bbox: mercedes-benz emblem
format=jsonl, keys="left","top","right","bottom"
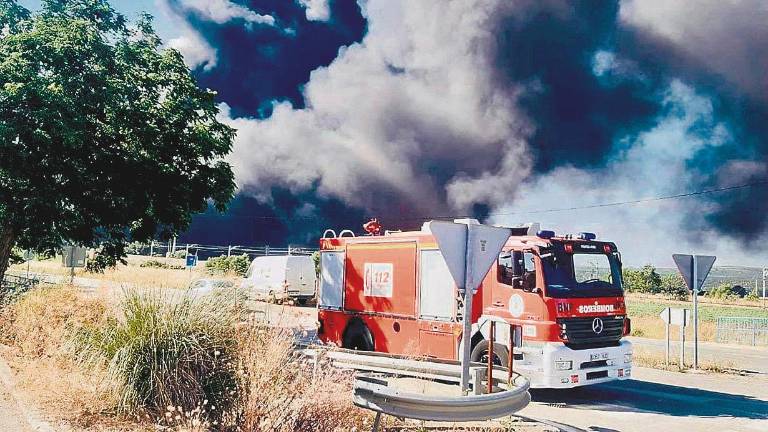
{"left": 592, "top": 317, "right": 604, "bottom": 334}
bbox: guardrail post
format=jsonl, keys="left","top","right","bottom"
{"left": 471, "top": 367, "right": 483, "bottom": 395}
{"left": 487, "top": 321, "right": 495, "bottom": 395}
{"left": 508, "top": 325, "right": 514, "bottom": 385}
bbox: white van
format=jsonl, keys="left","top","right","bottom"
{"left": 240, "top": 255, "right": 317, "bottom": 304}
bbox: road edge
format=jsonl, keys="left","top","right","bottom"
{"left": 0, "top": 350, "right": 57, "bottom": 432}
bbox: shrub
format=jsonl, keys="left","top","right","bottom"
{"left": 622, "top": 265, "right": 662, "bottom": 294}
{"left": 139, "top": 260, "right": 185, "bottom": 270}
{"left": 124, "top": 242, "right": 145, "bottom": 255}
{"left": 205, "top": 254, "right": 250, "bottom": 277}
{"left": 311, "top": 251, "right": 320, "bottom": 278}
{"left": 746, "top": 290, "right": 760, "bottom": 301}
{"left": 171, "top": 250, "right": 187, "bottom": 259}
{"left": 707, "top": 283, "right": 743, "bottom": 300}
{"left": 70, "top": 290, "right": 241, "bottom": 421}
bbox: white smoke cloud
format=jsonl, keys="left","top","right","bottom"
{"left": 178, "top": 0, "right": 275, "bottom": 26}
{"left": 493, "top": 81, "right": 768, "bottom": 267}
{"left": 224, "top": 0, "right": 532, "bottom": 215}
{"left": 298, "top": 0, "right": 330, "bottom": 22}
{"left": 620, "top": 0, "right": 768, "bottom": 101}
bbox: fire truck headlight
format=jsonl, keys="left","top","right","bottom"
{"left": 554, "top": 360, "right": 573, "bottom": 371}
{"left": 624, "top": 353, "right": 632, "bottom": 364}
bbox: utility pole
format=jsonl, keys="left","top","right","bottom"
{"left": 763, "top": 267, "right": 767, "bottom": 309}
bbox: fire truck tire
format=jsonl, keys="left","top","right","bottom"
{"left": 470, "top": 340, "right": 509, "bottom": 367}
{"left": 342, "top": 321, "right": 374, "bottom": 351}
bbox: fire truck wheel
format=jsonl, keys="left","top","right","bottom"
{"left": 342, "top": 321, "right": 374, "bottom": 351}
{"left": 470, "top": 340, "right": 509, "bottom": 367}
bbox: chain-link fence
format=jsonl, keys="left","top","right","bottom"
{"left": 715, "top": 317, "right": 768, "bottom": 346}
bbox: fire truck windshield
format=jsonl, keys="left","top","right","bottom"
{"left": 540, "top": 245, "right": 623, "bottom": 298}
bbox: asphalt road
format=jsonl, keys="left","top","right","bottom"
{"left": 521, "top": 366, "right": 768, "bottom": 432}
{"left": 629, "top": 336, "right": 768, "bottom": 374}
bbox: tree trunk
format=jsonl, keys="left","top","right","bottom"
{"left": 0, "top": 226, "right": 15, "bottom": 285}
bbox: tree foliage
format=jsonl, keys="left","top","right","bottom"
{"left": 622, "top": 265, "right": 662, "bottom": 294}
{"left": 0, "top": 0, "right": 235, "bottom": 279}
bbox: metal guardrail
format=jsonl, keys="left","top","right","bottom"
{"left": 303, "top": 347, "right": 531, "bottom": 427}
{"left": 715, "top": 317, "right": 768, "bottom": 346}
{"left": 354, "top": 373, "right": 531, "bottom": 423}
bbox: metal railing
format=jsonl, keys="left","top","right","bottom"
{"left": 128, "top": 242, "right": 316, "bottom": 260}
{"left": 715, "top": 317, "right": 768, "bottom": 346}
{"left": 0, "top": 274, "right": 41, "bottom": 304}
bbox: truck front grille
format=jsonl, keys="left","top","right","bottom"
{"left": 558, "top": 316, "right": 624, "bottom": 347}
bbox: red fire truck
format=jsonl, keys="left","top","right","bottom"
{"left": 316, "top": 220, "right": 632, "bottom": 388}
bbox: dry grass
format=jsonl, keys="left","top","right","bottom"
{"left": 9, "top": 255, "right": 219, "bottom": 290}
{"left": 629, "top": 315, "right": 717, "bottom": 341}
{"left": 0, "top": 286, "right": 371, "bottom": 431}
{"left": 632, "top": 346, "right": 736, "bottom": 374}
{"left": 235, "top": 325, "right": 371, "bottom": 431}
{"left": 0, "top": 286, "right": 146, "bottom": 430}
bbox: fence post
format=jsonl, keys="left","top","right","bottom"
{"left": 227, "top": 245, "right": 232, "bottom": 257}
{"left": 753, "top": 319, "right": 758, "bottom": 346}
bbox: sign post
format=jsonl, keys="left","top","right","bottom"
{"left": 672, "top": 254, "right": 716, "bottom": 370}
{"left": 62, "top": 246, "right": 87, "bottom": 285}
{"left": 430, "top": 220, "right": 511, "bottom": 394}
{"left": 660, "top": 307, "right": 690, "bottom": 367}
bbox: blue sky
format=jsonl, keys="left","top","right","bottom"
{"left": 16, "top": 1, "right": 768, "bottom": 267}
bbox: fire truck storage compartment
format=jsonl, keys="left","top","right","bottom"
{"left": 319, "top": 251, "right": 345, "bottom": 309}
{"left": 345, "top": 242, "right": 417, "bottom": 316}
{"left": 417, "top": 249, "right": 457, "bottom": 359}
{"left": 418, "top": 249, "right": 455, "bottom": 321}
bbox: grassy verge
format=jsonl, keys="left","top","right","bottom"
{"left": 632, "top": 347, "right": 736, "bottom": 374}
{"left": 0, "top": 286, "right": 369, "bottom": 431}
{"left": 626, "top": 293, "right": 768, "bottom": 342}
{"left": 8, "top": 255, "right": 225, "bottom": 290}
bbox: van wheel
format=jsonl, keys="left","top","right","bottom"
{"left": 470, "top": 340, "right": 509, "bottom": 367}
{"left": 342, "top": 321, "right": 374, "bottom": 351}
{"left": 296, "top": 298, "right": 308, "bottom": 306}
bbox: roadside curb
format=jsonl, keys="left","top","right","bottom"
{"left": 0, "top": 351, "right": 56, "bottom": 432}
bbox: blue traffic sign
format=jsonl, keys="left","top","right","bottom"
{"left": 186, "top": 254, "right": 197, "bottom": 267}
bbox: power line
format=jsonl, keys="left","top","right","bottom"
{"left": 486, "top": 179, "right": 768, "bottom": 217}
{"left": 198, "top": 179, "right": 768, "bottom": 223}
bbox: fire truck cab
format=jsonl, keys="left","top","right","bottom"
{"left": 316, "top": 221, "right": 632, "bottom": 388}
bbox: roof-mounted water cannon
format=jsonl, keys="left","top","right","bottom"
{"left": 363, "top": 218, "right": 382, "bottom": 236}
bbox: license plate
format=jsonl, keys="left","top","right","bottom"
{"left": 590, "top": 352, "right": 609, "bottom": 361}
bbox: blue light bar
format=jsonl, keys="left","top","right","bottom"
{"left": 537, "top": 230, "right": 555, "bottom": 239}
{"left": 578, "top": 232, "right": 596, "bottom": 240}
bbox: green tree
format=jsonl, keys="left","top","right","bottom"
{"left": 622, "top": 264, "right": 662, "bottom": 294}
{"left": 659, "top": 273, "right": 689, "bottom": 300}
{"left": 0, "top": 0, "right": 235, "bottom": 281}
